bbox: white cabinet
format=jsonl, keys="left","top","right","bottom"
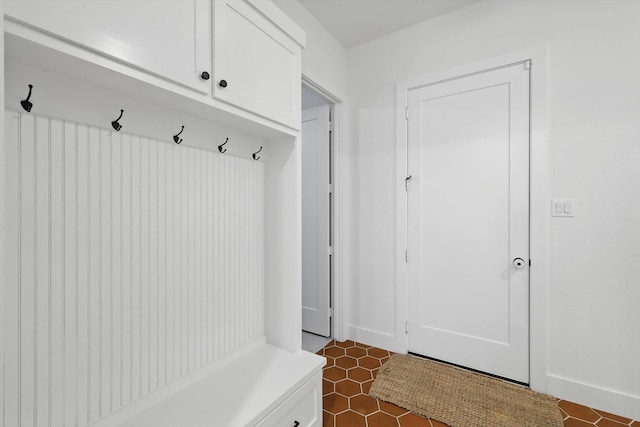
{"left": 3, "top": 1, "right": 313, "bottom": 426}
{"left": 4, "top": 0, "right": 305, "bottom": 130}
{"left": 256, "top": 372, "right": 322, "bottom": 427}
{"left": 4, "top": 0, "right": 212, "bottom": 94}
{"left": 213, "top": 0, "right": 303, "bottom": 129}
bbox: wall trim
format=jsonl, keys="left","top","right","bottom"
{"left": 301, "top": 75, "right": 345, "bottom": 342}
{"left": 548, "top": 374, "right": 640, "bottom": 421}
{"left": 395, "top": 45, "right": 549, "bottom": 391}
{"left": 346, "top": 325, "right": 404, "bottom": 354}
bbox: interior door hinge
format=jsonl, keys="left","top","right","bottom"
{"left": 405, "top": 321, "right": 409, "bottom": 334}
{"left": 405, "top": 250, "right": 408, "bottom": 263}
{"left": 328, "top": 183, "right": 334, "bottom": 194}
{"left": 329, "top": 121, "right": 334, "bottom": 131}
{"left": 405, "top": 107, "right": 409, "bottom": 120}
{"left": 329, "top": 307, "right": 334, "bottom": 318}
{"left": 405, "top": 175, "right": 412, "bottom": 191}
{"left": 328, "top": 246, "right": 334, "bottom": 256}
{"left": 524, "top": 60, "right": 532, "bottom": 70}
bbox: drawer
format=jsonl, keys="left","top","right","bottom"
{"left": 255, "top": 371, "right": 322, "bottom": 427}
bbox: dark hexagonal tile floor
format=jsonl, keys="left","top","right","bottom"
{"left": 318, "top": 340, "right": 639, "bottom": 427}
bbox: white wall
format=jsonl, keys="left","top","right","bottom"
{"left": 346, "top": 0, "right": 640, "bottom": 419}
{"left": 273, "top": 0, "right": 357, "bottom": 342}
{"left": 272, "top": 0, "right": 348, "bottom": 100}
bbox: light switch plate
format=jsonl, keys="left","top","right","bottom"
{"left": 551, "top": 199, "right": 575, "bottom": 217}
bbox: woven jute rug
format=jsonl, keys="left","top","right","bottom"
{"left": 369, "top": 354, "right": 563, "bottom": 427}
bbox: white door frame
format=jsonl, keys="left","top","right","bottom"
{"left": 395, "top": 46, "right": 548, "bottom": 393}
{"left": 302, "top": 75, "right": 346, "bottom": 342}
{"left": 301, "top": 103, "right": 331, "bottom": 336}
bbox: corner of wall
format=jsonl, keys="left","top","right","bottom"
{"left": 271, "top": 0, "right": 348, "bottom": 101}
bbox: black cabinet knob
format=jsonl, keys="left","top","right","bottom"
{"left": 201, "top": 71, "right": 210, "bottom": 80}
{"left": 219, "top": 79, "right": 228, "bottom": 88}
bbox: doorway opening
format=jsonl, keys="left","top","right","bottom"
{"left": 301, "top": 81, "right": 336, "bottom": 353}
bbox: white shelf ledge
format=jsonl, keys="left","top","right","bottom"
{"left": 93, "top": 342, "right": 324, "bottom": 427}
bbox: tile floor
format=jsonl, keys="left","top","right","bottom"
{"left": 303, "top": 331, "right": 333, "bottom": 354}
{"left": 318, "top": 340, "right": 639, "bottom": 427}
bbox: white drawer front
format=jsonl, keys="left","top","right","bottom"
{"left": 256, "top": 372, "right": 322, "bottom": 427}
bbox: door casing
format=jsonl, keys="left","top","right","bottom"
{"left": 301, "top": 103, "right": 331, "bottom": 337}
{"left": 395, "top": 46, "right": 549, "bottom": 393}
{"left": 301, "top": 76, "right": 346, "bottom": 342}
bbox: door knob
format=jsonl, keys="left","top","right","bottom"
{"left": 219, "top": 79, "right": 228, "bottom": 88}
{"left": 513, "top": 258, "right": 526, "bottom": 268}
{"left": 201, "top": 71, "right": 210, "bottom": 80}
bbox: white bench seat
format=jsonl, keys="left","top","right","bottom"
{"left": 91, "top": 342, "right": 325, "bottom": 427}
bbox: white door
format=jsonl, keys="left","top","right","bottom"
{"left": 407, "top": 62, "right": 530, "bottom": 383}
{"left": 302, "top": 104, "right": 331, "bottom": 337}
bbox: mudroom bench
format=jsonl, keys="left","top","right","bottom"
{"left": 91, "top": 342, "right": 324, "bottom": 427}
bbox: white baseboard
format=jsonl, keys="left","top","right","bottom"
{"left": 547, "top": 374, "right": 640, "bottom": 421}
{"left": 346, "top": 325, "right": 405, "bottom": 353}
{"left": 346, "top": 325, "right": 640, "bottom": 422}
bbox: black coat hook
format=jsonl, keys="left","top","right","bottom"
{"left": 173, "top": 125, "right": 184, "bottom": 144}
{"left": 252, "top": 146, "right": 263, "bottom": 160}
{"left": 111, "top": 109, "right": 124, "bottom": 131}
{"left": 21, "top": 84, "right": 34, "bottom": 113}
{"left": 218, "top": 137, "right": 229, "bottom": 153}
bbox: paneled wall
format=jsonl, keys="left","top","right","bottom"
{"left": 2, "top": 111, "right": 264, "bottom": 426}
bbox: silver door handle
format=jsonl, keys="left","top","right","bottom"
{"left": 513, "top": 258, "right": 526, "bottom": 268}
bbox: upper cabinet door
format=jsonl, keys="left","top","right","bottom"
{"left": 213, "top": 0, "right": 302, "bottom": 129}
{"left": 4, "top": 0, "right": 212, "bottom": 95}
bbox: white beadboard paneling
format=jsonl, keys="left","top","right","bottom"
{"left": 4, "top": 111, "right": 20, "bottom": 427}
{"left": 49, "top": 118, "right": 64, "bottom": 425}
{"left": 139, "top": 136, "right": 149, "bottom": 397}
{"left": 62, "top": 121, "right": 77, "bottom": 426}
{"left": 111, "top": 131, "right": 123, "bottom": 410}
{"left": 157, "top": 141, "right": 167, "bottom": 386}
{"left": 3, "top": 111, "right": 265, "bottom": 427}
{"left": 88, "top": 125, "right": 101, "bottom": 423}
{"left": 76, "top": 123, "right": 90, "bottom": 426}
{"left": 120, "top": 132, "right": 133, "bottom": 407}
{"left": 35, "top": 115, "right": 50, "bottom": 427}
{"left": 19, "top": 113, "right": 36, "bottom": 426}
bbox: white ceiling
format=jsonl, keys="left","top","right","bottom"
{"left": 295, "top": 0, "right": 480, "bottom": 48}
